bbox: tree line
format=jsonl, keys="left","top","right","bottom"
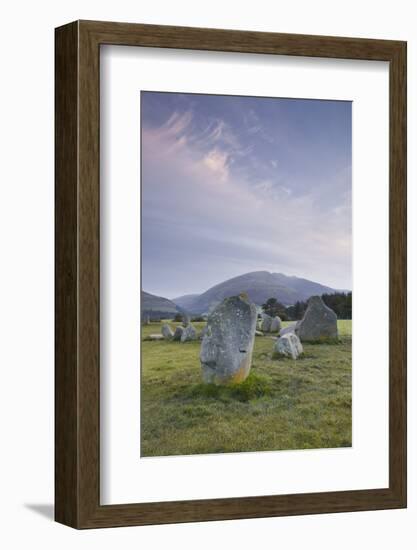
{"left": 262, "top": 292, "right": 352, "bottom": 321}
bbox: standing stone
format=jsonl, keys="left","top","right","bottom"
{"left": 279, "top": 322, "right": 298, "bottom": 337}
{"left": 173, "top": 325, "right": 184, "bottom": 341}
{"left": 270, "top": 316, "right": 282, "bottom": 333}
{"left": 161, "top": 323, "right": 174, "bottom": 340}
{"left": 274, "top": 333, "right": 303, "bottom": 359}
{"left": 199, "top": 325, "right": 209, "bottom": 340}
{"left": 182, "top": 312, "right": 190, "bottom": 327}
{"left": 260, "top": 313, "right": 272, "bottom": 333}
{"left": 200, "top": 295, "right": 257, "bottom": 385}
{"left": 296, "top": 295, "right": 338, "bottom": 342}
{"left": 180, "top": 323, "right": 197, "bottom": 342}
{"left": 142, "top": 313, "right": 150, "bottom": 325}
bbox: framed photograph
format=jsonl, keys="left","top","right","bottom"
{"left": 55, "top": 20, "right": 406, "bottom": 528}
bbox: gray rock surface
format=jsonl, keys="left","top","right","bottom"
{"left": 296, "top": 295, "right": 338, "bottom": 342}
{"left": 270, "top": 316, "right": 282, "bottom": 333}
{"left": 200, "top": 295, "right": 257, "bottom": 385}
{"left": 260, "top": 313, "right": 272, "bottom": 332}
{"left": 161, "top": 323, "right": 174, "bottom": 340}
{"left": 279, "top": 323, "right": 298, "bottom": 337}
{"left": 274, "top": 333, "right": 303, "bottom": 359}
{"left": 146, "top": 334, "right": 164, "bottom": 341}
{"left": 180, "top": 323, "right": 197, "bottom": 342}
{"left": 255, "top": 330, "right": 264, "bottom": 337}
{"left": 199, "top": 325, "right": 209, "bottom": 340}
{"left": 173, "top": 325, "right": 184, "bottom": 341}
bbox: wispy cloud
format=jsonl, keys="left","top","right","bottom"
{"left": 141, "top": 93, "right": 352, "bottom": 297}
{"left": 143, "top": 109, "right": 246, "bottom": 176}
{"left": 244, "top": 108, "right": 275, "bottom": 143}
{"left": 202, "top": 149, "right": 230, "bottom": 181}
{"left": 161, "top": 110, "right": 192, "bottom": 136}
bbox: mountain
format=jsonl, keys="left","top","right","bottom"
{"left": 171, "top": 271, "right": 339, "bottom": 314}
{"left": 141, "top": 291, "right": 181, "bottom": 320}
{"left": 171, "top": 294, "right": 200, "bottom": 310}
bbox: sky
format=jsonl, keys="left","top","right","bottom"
{"left": 141, "top": 91, "right": 352, "bottom": 299}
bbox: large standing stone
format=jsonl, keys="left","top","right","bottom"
{"left": 260, "top": 313, "right": 272, "bottom": 333}
{"left": 199, "top": 325, "right": 209, "bottom": 340}
{"left": 274, "top": 333, "right": 303, "bottom": 359}
{"left": 173, "top": 325, "right": 184, "bottom": 341}
{"left": 200, "top": 295, "right": 257, "bottom": 385}
{"left": 182, "top": 312, "right": 190, "bottom": 327}
{"left": 180, "top": 323, "right": 197, "bottom": 342}
{"left": 161, "top": 323, "right": 174, "bottom": 340}
{"left": 296, "top": 296, "right": 338, "bottom": 342}
{"left": 270, "top": 316, "right": 282, "bottom": 333}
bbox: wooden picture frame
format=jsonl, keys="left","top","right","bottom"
{"left": 55, "top": 20, "right": 407, "bottom": 529}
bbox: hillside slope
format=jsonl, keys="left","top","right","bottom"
{"left": 172, "top": 271, "right": 338, "bottom": 314}
{"left": 141, "top": 291, "right": 181, "bottom": 319}
{"left": 171, "top": 294, "right": 200, "bottom": 310}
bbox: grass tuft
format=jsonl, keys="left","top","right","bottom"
{"left": 188, "top": 372, "right": 272, "bottom": 403}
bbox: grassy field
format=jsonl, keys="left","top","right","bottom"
{"left": 141, "top": 320, "right": 352, "bottom": 457}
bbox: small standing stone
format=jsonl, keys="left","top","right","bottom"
{"left": 274, "top": 333, "right": 303, "bottom": 359}
{"left": 181, "top": 323, "right": 197, "bottom": 342}
{"left": 182, "top": 312, "right": 190, "bottom": 327}
{"left": 173, "top": 325, "right": 184, "bottom": 341}
{"left": 260, "top": 313, "right": 272, "bottom": 332}
{"left": 161, "top": 323, "right": 174, "bottom": 340}
{"left": 270, "top": 316, "right": 282, "bottom": 333}
{"left": 279, "top": 323, "right": 298, "bottom": 337}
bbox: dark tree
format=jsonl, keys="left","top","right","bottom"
{"left": 321, "top": 292, "right": 352, "bottom": 319}
{"left": 286, "top": 300, "right": 307, "bottom": 321}
{"left": 191, "top": 315, "right": 205, "bottom": 322}
{"left": 262, "top": 298, "right": 288, "bottom": 320}
{"left": 284, "top": 293, "right": 352, "bottom": 321}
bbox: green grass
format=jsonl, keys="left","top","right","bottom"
{"left": 141, "top": 320, "right": 352, "bottom": 457}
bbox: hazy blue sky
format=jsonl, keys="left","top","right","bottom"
{"left": 141, "top": 91, "right": 352, "bottom": 299}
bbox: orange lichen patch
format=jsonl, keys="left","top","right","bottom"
{"left": 227, "top": 362, "right": 251, "bottom": 384}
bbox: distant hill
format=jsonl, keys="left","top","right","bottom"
{"left": 141, "top": 291, "right": 181, "bottom": 320}
{"left": 171, "top": 271, "right": 339, "bottom": 314}
{"left": 172, "top": 294, "right": 200, "bottom": 310}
